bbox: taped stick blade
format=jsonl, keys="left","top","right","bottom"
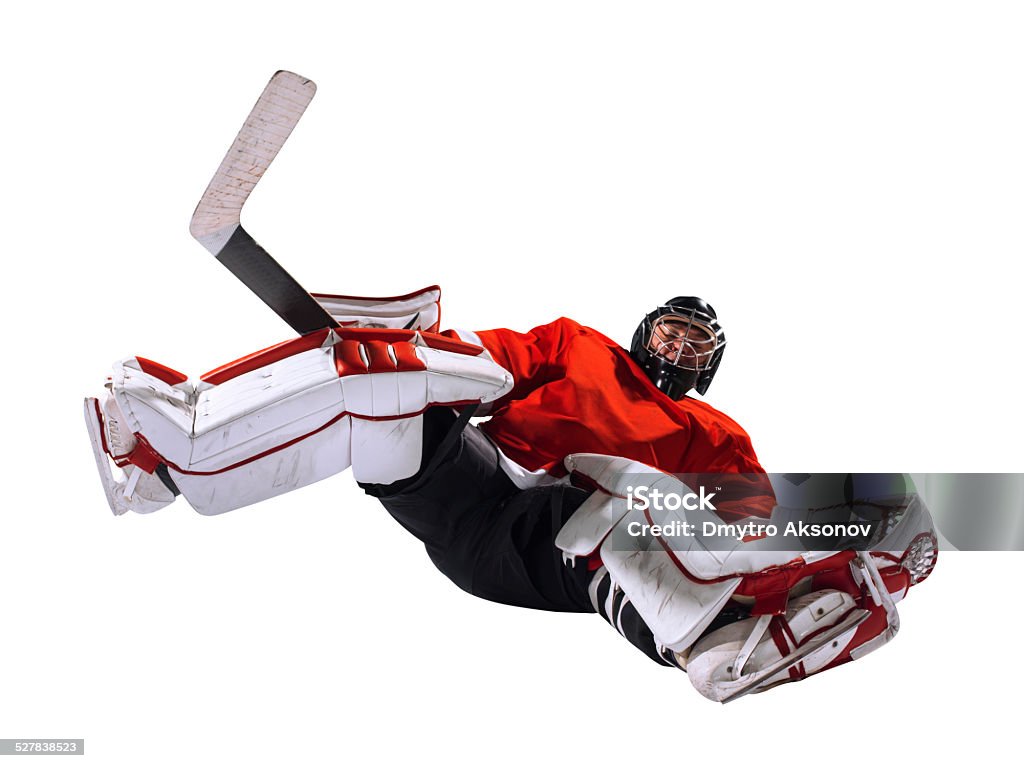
{"left": 190, "top": 70, "right": 316, "bottom": 251}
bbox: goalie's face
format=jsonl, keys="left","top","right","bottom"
{"left": 647, "top": 314, "right": 718, "bottom": 370}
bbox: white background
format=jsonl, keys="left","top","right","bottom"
{"left": 2, "top": 2, "right": 1022, "bottom": 765}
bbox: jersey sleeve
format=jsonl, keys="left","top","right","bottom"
{"left": 461, "top": 317, "right": 580, "bottom": 404}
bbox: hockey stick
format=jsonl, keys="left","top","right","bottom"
{"left": 189, "top": 70, "right": 339, "bottom": 335}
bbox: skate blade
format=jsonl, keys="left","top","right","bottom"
{"left": 720, "top": 608, "right": 872, "bottom": 704}
{"left": 84, "top": 398, "right": 129, "bottom": 516}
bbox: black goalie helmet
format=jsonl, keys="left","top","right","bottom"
{"left": 629, "top": 296, "right": 726, "bottom": 399}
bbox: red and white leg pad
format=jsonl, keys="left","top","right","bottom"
{"left": 85, "top": 327, "right": 512, "bottom": 516}
{"left": 556, "top": 453, "right": 937, "bottom": 702}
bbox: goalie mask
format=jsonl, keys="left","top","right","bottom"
{"left": 629, "top": 296, "right": 726, "bottom": 399}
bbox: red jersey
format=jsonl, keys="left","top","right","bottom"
{"left": 459, "top": 317, "right": 773, "bottom": 518}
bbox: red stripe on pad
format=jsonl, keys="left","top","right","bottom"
{"left": 136, "top": 357, "right": 188, "bottom": 386}
{"left": 419, "top": 331, "right": 482, "bottom": 356}
{"left": 337, "top": 328, "right": 416, "bottom": 343}
{"left": 201, "top": 330, "right": 331, "bottom": 385}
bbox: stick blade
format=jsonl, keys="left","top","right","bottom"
{"left": 189, "top": 70, "right": 317, "bottom": 253}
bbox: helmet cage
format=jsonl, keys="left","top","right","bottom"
{"left": 646, "top": 310, "right": 720, "bottom": 370}
{"left": 629, "top": 299, "right": 726, "bottom": 398}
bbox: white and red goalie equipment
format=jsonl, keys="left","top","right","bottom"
{"left": 311, "top": 285, "right": 442, "bottom": 333}
{"left": 84, "top": 283, "right": 936, "bottom": 702}
{"left": 84, "top": 289, "right": 511, "bottom": 516}
{"left": 556, "top": 454, "right": 938, "bottom": 702}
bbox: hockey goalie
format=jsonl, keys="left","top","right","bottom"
{"left": 84, "top": 287, "right": 937, "bottom": 702}
{"left": 83, "top": 71, "right": 936, "bottom": 703}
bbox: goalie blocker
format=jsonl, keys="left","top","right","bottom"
{"left": 84, "top": 286, "right": 512, "bottom": 516}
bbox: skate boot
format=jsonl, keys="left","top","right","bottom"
{"left": 685, "top": 589, "right": 871, "bottom": 703}
{"left": 84, "top": 393, "right": 177, "bottom": 515}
